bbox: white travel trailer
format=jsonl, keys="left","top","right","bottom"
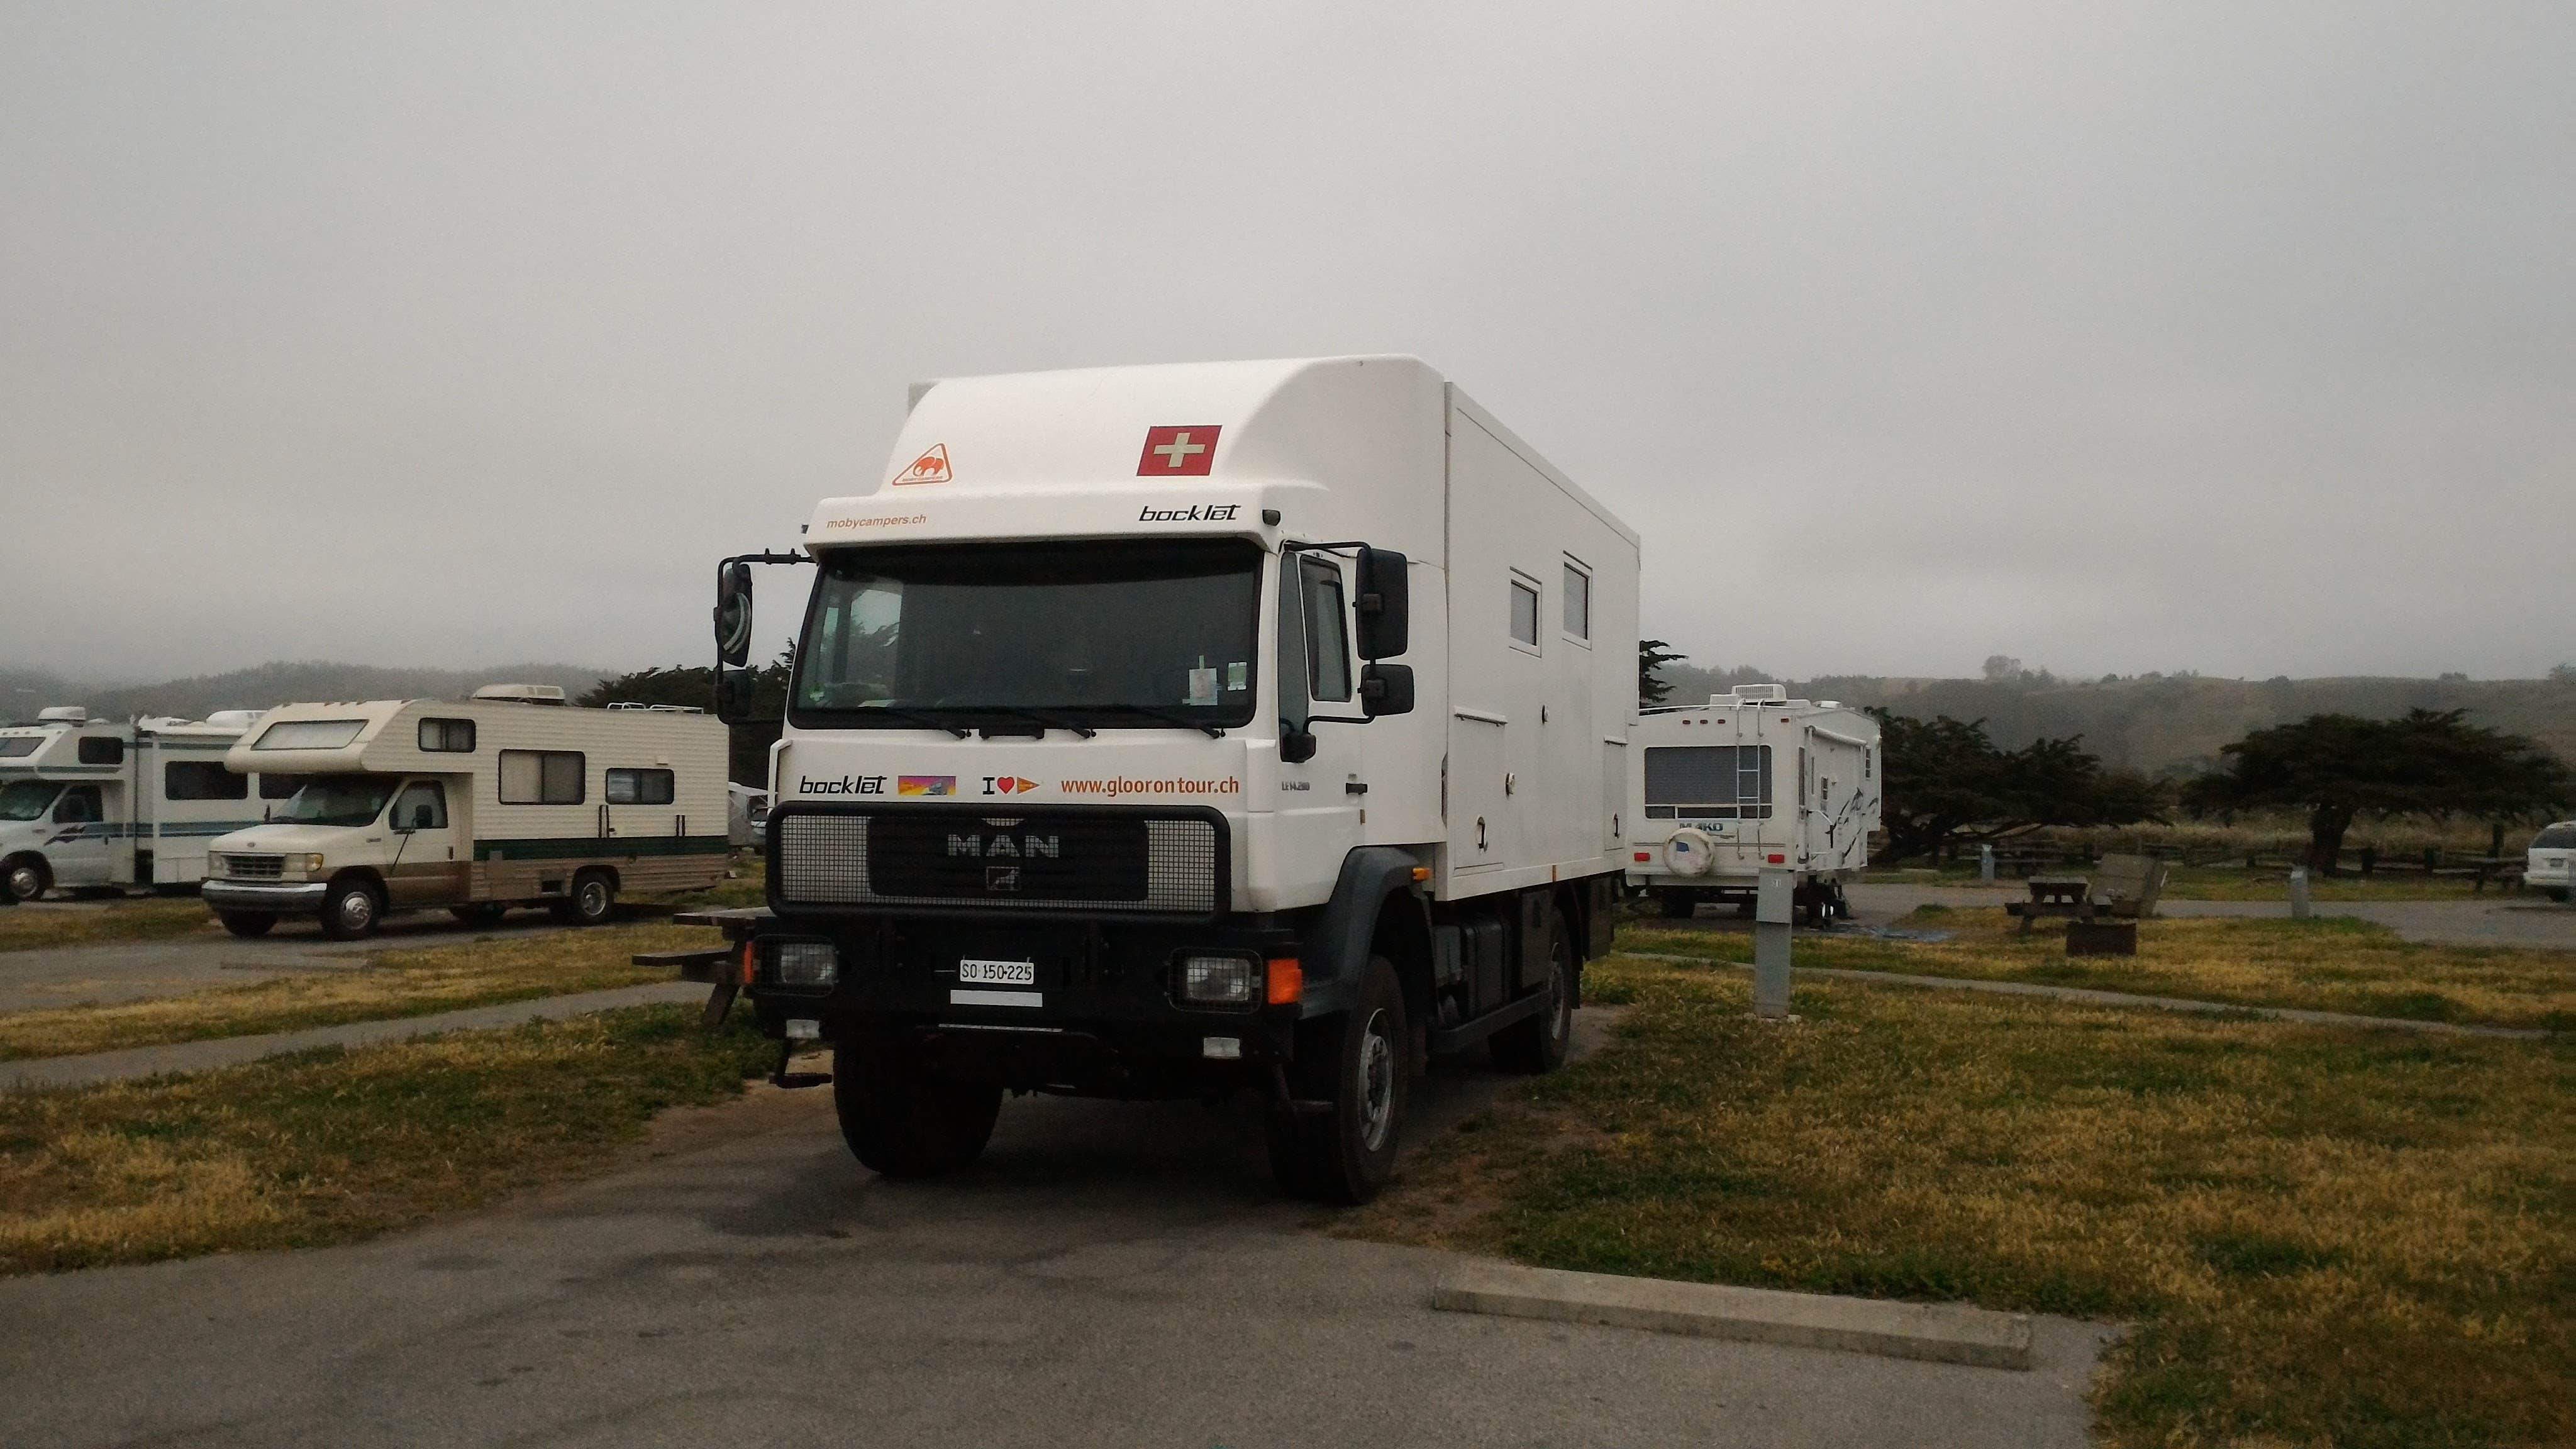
{"left": 0, "top": 706, "right": 279, "bottom": 901}
{"left": 201, "top": 686, "right": 730, "bottom": 939}
{"left": 1624, "top": 685, "right": 1881, "bottom": 923}
{"left": 2529, "top": 821, "right": 2574, "bottom": 902}
{"left": 680, "top": 355, "right": 1640, "bottom": 1203}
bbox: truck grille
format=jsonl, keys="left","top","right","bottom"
{"left": 221, "top": 854, "right": 284, "bottom": 879}
{"left": 774, "top": 806, "right": 1221, "bottom": 915}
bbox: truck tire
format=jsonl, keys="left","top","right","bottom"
{"left": 832, "top": 1036, "right": 1002, "bottom": 1179}
{"left": 1656, "top": 889, "right": 1695, "bottom": 919}
{"left": 553, "top": 870, "right": 616, "bottom": 927}
{"left": 217, "top": 911, "right": 276, "bottom": 938}
{"left": 1271, "top": 954, "right": 1409, "bottom": 1206}
{"left": 320, "top": 879, "right": 383, "bottom": 941}
{"left": 1491, "top": 908, "right": 1575, "bottom": 1075}
{"left": 4, "top": 857, "right": 46, "bottom": 904}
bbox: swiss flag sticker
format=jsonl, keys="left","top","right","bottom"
{"left": 1138, "top": 426, "right": 1220, "bottom": 477}
{"left": 894, "top": 443, "right": 952, "bottom": 486}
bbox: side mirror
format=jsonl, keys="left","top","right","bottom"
{"left": 714, "top": 562, "right": 755, "bottom": 669}
{"left": 1355, "top": 547, "right": 1409, "bottom": 659}
{"left": 1360, "top": 662, "right": 1415, "bottom": 718}
{"left": 714, "top": 669, "right": 757, "bottom": 725}
{"left": 1280, "top": 726, "right": 1319, "bottom": 765}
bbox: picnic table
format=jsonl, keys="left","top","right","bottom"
{"left": 2004, "top": 876, "right": 2096, "bottom": 932}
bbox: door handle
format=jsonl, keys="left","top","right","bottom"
{"left": 1477, "top": 817, "right": 1488, "bottom": 851}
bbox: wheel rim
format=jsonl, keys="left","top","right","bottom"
{"left": 580, "top": 880, "right": 608, "bottom": 916}
{"left": 6, "top": 867, "right": 35, "bottom": 900}
{"left": 1356, "top": 1008, "right": 1397, "bottom": 1152}
{"left": 337, "top": 890, "right": 374, "bottom": 932}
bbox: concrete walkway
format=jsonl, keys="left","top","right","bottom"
{"left": 1620, "top": 952, "right": 2553, "bottom": 1040}
{"left": 0, "top": 981, "right": 706, "bottom": 1092}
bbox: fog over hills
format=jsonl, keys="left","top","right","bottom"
{"left": 1, "top": 662, "right": 612, "bottom": 726}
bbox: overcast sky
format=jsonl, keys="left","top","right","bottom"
{"left": 3, "top": 1, "right": 2569, "bottom": 685}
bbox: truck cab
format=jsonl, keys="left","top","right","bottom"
{"left": 204, "top": 774, "right": 464, "bottom": 938}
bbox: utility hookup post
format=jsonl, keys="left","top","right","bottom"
{"left": 2289, "top": 867, "right": 2312, "bottom": 920}
{"left": 1754, "top": 867, "right": 1794, "bottom": 1020}
{"left": 1979, "top": 843, "right": 1996, "bottom": 885}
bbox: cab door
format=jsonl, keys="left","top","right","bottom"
{"left": 47, "top": 784, "right": 114, "bottom": 887}
{"left": 384, "top": 780, "right": 466, "bottom": 906}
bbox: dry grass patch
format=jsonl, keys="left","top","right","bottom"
{"left": 0, "top": 899, "right": 222, "bottom": 955}
{"left": 0, "top": 1004, "right": 774, "bottom": 1275}
{"left": 0, "top": 924, "right": 701, "bottom": 1061}
{"left": 1347, "top": 955, "right": 2574, "bottom": 1449}
{"left": 1622, "top": 912, "right": 2576, "bottom": 1031}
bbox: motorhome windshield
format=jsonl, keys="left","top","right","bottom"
{"left": 792, "top": 538, "right": 1263, "bottom": 728}
{"left": 0, "top": 781, "right": 62, "bottom": 821}
{"left": 278, "top": 775, "right": 400, "bottom": 828}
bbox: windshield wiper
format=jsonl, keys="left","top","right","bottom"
{"left": 853, "top": 706, "right": 972, "bottom": 738}
{"left": 962, "top": 706, "right": 1097, "bottom": 740}
{"left": 1084, "top": 704, "right": 1226, "bottom": 738}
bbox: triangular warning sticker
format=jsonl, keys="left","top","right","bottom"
{"left": 895, "top": 443, "right": 952, "bottom": 486}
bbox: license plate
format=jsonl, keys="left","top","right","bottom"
{"left": 958, "top": 958, "right": 1037, "bottom": 987}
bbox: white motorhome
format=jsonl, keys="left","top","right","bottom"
{"left": 201, "top": 686, "right": 730, "bottom": 939}
{"left": 0, "top": 706, "right": 279, "bottom": 901}
{"left": 2528, "top": 821, "right": 2574, "bottom": 901}
{"left": 684, "top": 356, "right": 1639, "bottom": 1202}
{"left": 1624, "top": 686, "right": 1881, "bottom": 923}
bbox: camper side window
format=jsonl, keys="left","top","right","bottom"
{"left": 77, "top": 737, "right": 124, "bottom": 766}
{"left": 1562, "top": 560, "right": 1590, "bottom": 641}
{"left": 165, "top": 762, "right": 247, "bottom": 801}
{"left": 606, "top": 768, "right": 675, "bottom": 806}
{"left": 418, "top": 718, "right": 476, "bottom": 753}
{"left": 499, "top": 750, "right": 585, "bottom": 804}
{"left": 1509, "top": 575, "right": 1541, "bottom": 650}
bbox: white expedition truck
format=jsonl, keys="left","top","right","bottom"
{"left": 202, "top": 687, "right": 730, "bottom": 938}
{"left": 0, "top": 706, "right": 279, "bottom": 902}
{"left": 1624, "top": 686, "right": 1880, "bottom": 924}
{"left": 679, "top": 356, "right": 1639, "bottom": 1203}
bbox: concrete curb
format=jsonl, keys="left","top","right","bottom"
{"left": 1431, "top": 1260, "right": 2033, "bottom": 1370}
{"left": 0, "top": 982, "right": 709, "bottom": 1092}
{"left": 1618, "top": 952, "right": 2553, "bottom": 1040}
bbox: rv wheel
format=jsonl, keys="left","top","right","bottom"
{"left": 217, "top": 911, "right": 276, "bottom": 939}
{"left": 555, "top": 870, "right": 616, "bottom": 926}
{"left": 320, "top": 880, "right": 382, "bottom": 940}
{"left": 4, "top": 858, "right": 46, "bottom": 904}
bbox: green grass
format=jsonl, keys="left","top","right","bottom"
{"left": 0, "top": 1005, "right": 776, "bottom": 1275}
{"left": 1348, "top": 955, "right": 2575, "bottom": 1448}
{"left": 1618, "top": 911, "right": 2576, "bottom": 1031}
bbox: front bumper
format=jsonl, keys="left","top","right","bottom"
{"left": 202, "top": 880, "right": 328, "bottom": 912}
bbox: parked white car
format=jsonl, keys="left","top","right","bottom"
{"left": 2528, "top": 821, "right": 2575, "bottom": 901}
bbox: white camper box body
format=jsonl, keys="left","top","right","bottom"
{"left": 201, "top": 689, "right": 728, "bottom": 936}
{"left": 0, "top": 708, "right": 274, "bottom": 900}
{"left": 1626, "top": 686, "right": 1881, "bottom": 920}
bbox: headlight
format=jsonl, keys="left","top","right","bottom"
{"left": 1179, "top": 954, "right": 1256, "bottom": 1006}
{"left": 303, "top": 854, "right": 326, "bottom": 874}
{"left": 772, "top": 940, "right": 838, "bottom": 988}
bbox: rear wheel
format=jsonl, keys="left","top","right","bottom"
{"left": 1656, "top": 888, "right": 1696, "bottom": 919}
{"left": 4, "top": 858, "right": 46, "bottom": 903}
{"left": 1492, "top": 909, "right": 1575, "bottom": 1075}
{"left": 319, "top": 879, "right": 382, "bottom": 940}
{"left": 217, "top": 911, "right": 275, "bottom": 938}
{"left": 1271, "top": 954, "right": 1408, "bottom": 1206}
{"left": 553, "top": 870, "right": 616, "bottom": 926}
{"left": 832, "top": 1036, "right": 1002, "bottom": 1179}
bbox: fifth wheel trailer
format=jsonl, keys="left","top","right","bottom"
{"left": 0, "top": 707, "right": 278, "bottom": 901}
{"left": 1624, "top": 686, "right": 1880, "bottom": 923}
{"left": 677, "top": 355, "right": 1640, "bottom": 1202}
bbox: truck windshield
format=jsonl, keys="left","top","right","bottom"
{"left": 0, "top": 781, "right": 62, "bottom": 821}
{"left": 277, "top": 775, "right": 400, "bottom": 828}
{"left": 792, "top": 538, "right": 1263, "bottom": 730}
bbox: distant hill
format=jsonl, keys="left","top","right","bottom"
{"left": 1658, "top": 663, "right": 2576, "bottom": 777}
{"left": 1, "top": 661, "right": 614, "bottom": 725}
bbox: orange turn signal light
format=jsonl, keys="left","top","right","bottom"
{"left": 1265, "top": 957, "right": 1304, "bottom": 1006}
{"left": 740, "top": 940, "right": 757, "bottom": 986}
{"left": 1410, "top": 866, "right": 1431, "bottom": 882}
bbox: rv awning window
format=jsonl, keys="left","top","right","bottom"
{"left": 255, "top": 719, "right": 367, "bottom": 751}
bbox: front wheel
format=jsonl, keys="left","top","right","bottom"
{"left": 217, "top": 911, "right": 276, "bottom": 938}
{"left": 1272, "top": 954, "right": 1409, "bottom": 1206}
{"left": 3, "top": 858, "right": 46, "bottom": 904}
{"left": 319, "top": 880, "right": 383, "bottom": 940}
{"left": 832, "top": 1036, "right": 1002, "bottom": 1179}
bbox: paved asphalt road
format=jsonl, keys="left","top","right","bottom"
{"left": 0, "top": 1012, "right": 2110, "bottom": 1448}
{"left": 1840, "top": 882, "right": 2576, "bottom": 950}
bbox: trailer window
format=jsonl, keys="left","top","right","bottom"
{"left": 0, "top": 738, "right": 39, "bottom": 758}
{"left": 165, "top": 762, "right": 247, "bottom": 801}
{"left": 1562, "top": 561, "right": 1590, "bottom": 640}
{"left": 0, "top": 782, "right": 61, "bottom": 821}
{"left": 500, "top": 750, "right": 585, "bottom": 804}
{"left": 255, "top": 719, "right": 367, "bottom": 751}
{"left": 1509, "top": 575, "right": 1541, "bottom": 649}
{"left": 418, "top": 718, "right": 477, "bottom": 753}
{"left": 1642, "top": 745, "right": 1772, "bottom": 820}
{"left": 77, "top": 737, "right": 124, "bottom": 766}
{"left": 1299, "top": 557, "right": 1352, "bottom": 702}
{"left": 606, "top": 767, "right": 675, "bottom": 806}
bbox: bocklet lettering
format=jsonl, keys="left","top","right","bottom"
{"left": 1137, "top": 503, "right": 1240, "bottom": 523}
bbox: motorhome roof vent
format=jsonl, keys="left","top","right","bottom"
{"left": 203, "top": 710, "right": 265, "bottom": 730}
{"left": 36, "top": 706, "right": 89, "bottom": 724}
{"left": 472, "top": 684, "right": 569, "bottom": 706}
{"left": 1724, "top": 686, "right": 1789, "bottom": 703}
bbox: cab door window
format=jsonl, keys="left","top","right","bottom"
{"left": 391, "top": 781, "right": 448, "bottom": 831}
{"left": 1299, "top": 555, "right": 1353, "bottom": 702}
{"left": 54, "top": 786, "right": 103, "bottom": 824}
